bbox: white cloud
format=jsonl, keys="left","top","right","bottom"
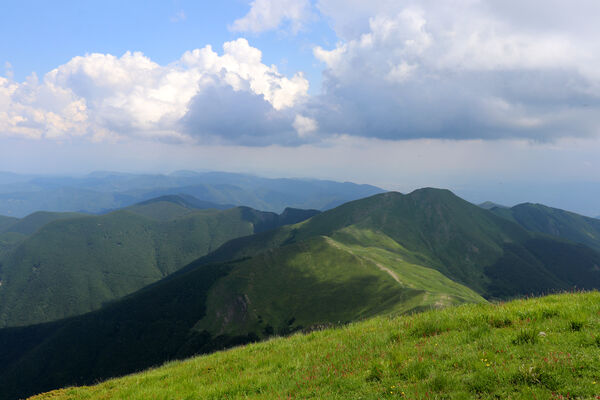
{"left": 230, "top": 0, "right": 312, "bottom": 34}
{"left": 293, "top": 114, "right": 318, "bottom": 137}
{"left": 0, "top": 39, "right": 309, "bottom": 143}
{"left": 310, "top": 0, "right": 600, "bottom": 140}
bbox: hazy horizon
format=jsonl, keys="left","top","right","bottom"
{"left": 1, "top": 168, "right": 600, "bottom": 218}
{"left": 2, "top": 1, "right": 600, "bottom": 216}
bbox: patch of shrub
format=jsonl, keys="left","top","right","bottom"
{"left": 389, "top": 332, "right": 402, "bottom": 343}
{"left": 569, "top": 320, "right": 584, "bottom": 332}
{"left": 398, "top": 360, "right": 431, "bottom": 381}
{"left": 541, "top": 308, "right": 560, "bottom": 319}
{"left": 466, "top": 370, "right": 496, "bottom": 394}
{"left": 429, "top": 374, "right": 449, "bottom": 392}
{"left": 510, "top": 365, "right": 559, "bottom": 390}
{"left": 512, "top": 329, "right": 538, "bottom": 345}
{"left": 489, "top": 316, "right": 512, "bottom": 328}
{"left": 366, "top": 362, "right": 384, "bottom": 382}
{"left": 410, "top": 319, "right": 453, "bottom": 338}
{"left": 466, "top": 325, "right": 491, "bottom": 341}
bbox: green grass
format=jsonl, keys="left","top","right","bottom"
{"left": 194, "top": 232, "right": 484, "bottom": 338}
{"left": 31, "top": 291, "right": 600, "bottom": 400}
{"left": 4, "top": 189, "right": 600, "bottom": 399}
{"left": 0, "top": 226, "right": 484, "bottom": 400}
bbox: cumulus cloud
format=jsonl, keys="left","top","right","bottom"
{"left": 293, "top": 114, "right": 318, "bottom": 138}
{"left": 311, "top": 0, "right": 600, "bottom": 140}
{"left": 181, "top": 82, "right": 303, "bottom": 146}
{"left": 0, "top": 39, "right": 309, "bottom": 143}
{"left": 3, "top": 2, "right": 600, "bottom": 146}
{"left": 230, "top": 0, "right": 312, "bottom": 34}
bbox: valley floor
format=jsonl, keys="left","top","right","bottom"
{"left": 30, "top": 291, "right": 600, "bottom": 399}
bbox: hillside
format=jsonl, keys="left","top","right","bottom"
{"left": 489, "top": 202, "right": 600, "bottom": 252}
{"left": 0, "top": 216, "right": 18, "bottom": 232}
{"left": 0, "top": 196, "right": 318, "bottom": 327}
{"left": 1, "top": 189, "right": 599, "bottom": 399}
{"left": 0, "top": 225, "right": 484, "bottom": 399}
{"left": 0, "top": 211, "right": 85, "bottom": 235}
{"left": 30, "top": 291, "right": 600, "bottom": 400}
{"left": 194, "top": 189, "right": 600, "bottom": 297}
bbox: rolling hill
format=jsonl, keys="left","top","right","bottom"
{"left": 0, "top": 216, "right": 18, "bottom": 232}
{"left": 489, "top": 202, "right": 600, "bottom": 252}
{"left": 0, "top": 211, "right": 85, "bottom": 235}
{"left": 0, "top": 195, "right": 319, "bottom": 327}
{"left": 1, "top": 189, "right": 599, "bottom": 399}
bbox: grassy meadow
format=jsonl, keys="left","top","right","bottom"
{"left": 31, "top": 291, "right": 600, "bottom": 399}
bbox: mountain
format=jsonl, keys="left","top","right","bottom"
{"left": 0, "top": 171, "right": 384, "bottom": 217}
{"left": 29, "top": 292, "right": 600, "bottom": 400}
{"left": 0, "top": 212, "right": 85, "bottom": 261}
{"left": 0, "top": 195, "right": 318, "bottom": 327}
{"left": 133, "top": 194, "right": 233, "bottom": 212}
{"left": 193, "top": 189, "right": 600, "bottom": 297}
{"left": 0, "top": 216, "right": 18, "bottom": 232}
{"left": 0, "top": 211, "right": 85, "bottom": 235}
{"left": 1, "top": 189, "right": 599, "bottom": 399}
{"left": 478, "top": 201, "right": 508, "bottom": 210}
{"left": 489, "top": 202, "right": 600, "bottom": 252}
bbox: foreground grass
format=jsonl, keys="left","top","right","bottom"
{"left": 32, "top": 292, "right": 600, "bottom": 399}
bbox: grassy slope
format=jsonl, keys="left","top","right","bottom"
{"left": 490, "top": 203, "right": 600, "bottom": 252}
{"left": 0, "top": 189, "right": 598, "bottom": 398}
{"left": 0, "top": 226, "right": 484, "bottom": 400}
{"left": 0, "top": 200, "right": 316, "bottom": 327}
{"left": 3, "top": 189, "right": 600, "bottom": 399}
{"left": 195, "top": 189, "right": 600, "bottom": 298}
{"left": 194, "top": 231, "right": 484, "bottom": 338}
{"left": 32, "top": 291, "right": 600, "bottom": 400}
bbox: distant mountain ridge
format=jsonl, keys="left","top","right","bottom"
{"left": 488, "top": 202, "right": 600, "bottom": 252}
{"left": 0, "top": 171, "right": 384, "bottom": 217}
{"left": 478, "top": 201, "right": 508, "bottom": 210}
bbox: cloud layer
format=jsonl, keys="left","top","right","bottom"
{"left": 2, "top": 1, "right": 600, "bottom": 145}
{"left": 230, "top": 0, "right": 312, "bottom": 34}
{"left": 311, "top": 0, "right": 600, "bottom": 140}
{"left": 0, "top": 39, "right": 309, "bottom": 143}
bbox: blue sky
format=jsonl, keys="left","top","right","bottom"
{"left": 1, "top": 1, "right": 333, "bottom": 90}
{"left": 1, "top": 0, "right": 600, "bottom": 214}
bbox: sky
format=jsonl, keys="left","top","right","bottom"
{"left": 1, "top": 1, "right": 600, "bottom": 213}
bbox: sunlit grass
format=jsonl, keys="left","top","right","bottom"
{"left": 31, "top": 291, "right": 600, "bottom": 399}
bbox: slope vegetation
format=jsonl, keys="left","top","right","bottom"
{"left": 196, "top": 189, "right": 600, "bottom": 297}
{"left": 490, "top": 202, "right": 600, "bottom": 252}
{"left": 0, "top": 196, "right": 318, "bottom": 327}
{"left": 0, "top": 211, "right": 85, "bottom": 235}
{"left": 31, "top": 291, "right": 600, "bottom": 400}
{"left": 1, "top": 189, "right": 599, "bottom": 399}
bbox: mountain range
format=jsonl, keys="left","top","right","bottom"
{"left": 1, "top": 188, "right": 600, "bottom": 399}
{"left": 0, "top": 171, "right": 383, "bottom": 217}
{"left": 0, "top": 195, "right": 318, "bottom": 328}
